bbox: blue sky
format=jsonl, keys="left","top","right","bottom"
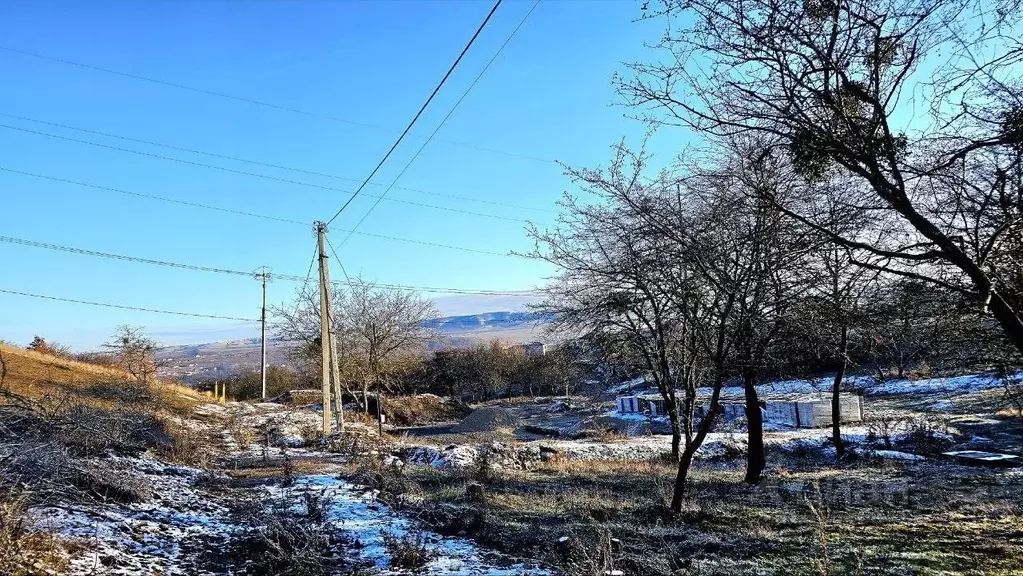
{"left": 0, "top": 0, "right": 670, "bottom": 350}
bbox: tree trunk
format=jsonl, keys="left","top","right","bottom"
{"left": 832, "top": 324, "right": 849, "bottom": 459}
{"left": 670, "top": 446, "right": 697, "bottom": 510}
{"left": 668, "top": 407, "right": 682, "bottom": 462}
{"left": 743, "top": 369, "right": 765, "bottom": 484}
{"left": 988, "top": 291, "right": 1023, "bottom": 358}
{"left": 670, "top": 382, "right": 724, "bottom": 512}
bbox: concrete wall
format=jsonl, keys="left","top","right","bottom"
{"left": 789, "top": 395, "right": 863, "bottom": 428}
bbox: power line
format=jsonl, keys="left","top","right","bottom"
{"left": 0, "top": 165, "right": 306, "bottom": 225}
{"left": 0, "top": 166, "right": 529, "bottom": 258}
{"left": 0, "top": 112, "right": 553, "bottom": 214}
{"left": 338, "top": 0, "right": 541, "bottom": 247}
{"left": 0, "top": 235, "right": 254, "bottom": 277}
{"left": 325, "top": 234, "right": 354, "bottom": 290}
{"left": 0, "top": 122, "right": 528, "bottom": 223}
{"left": 0, "top": 288, "right": 259, "bottom": 321}
{"left": 0, "top": 233, "right": 540, "bottom": 296}
{"left": 0, "top": 46, "right": 554, "bottom": 164}
{"left": 327, "top": 0, "right": 504, "bottom": 225}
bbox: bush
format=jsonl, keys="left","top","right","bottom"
{"left": 0, "top": 490, "right": 69, "bottom": 576}
{"left": 560, "top": 527, "right": 623, "bottom": 576}
{"left": 215, "top": 491, "right": 346, "bottom": 576}
{"left": 72, "top": 352, "right": 119, "bottom": 369}
{"left": 1003, "top": 373, "right": 1023, "bottom": 416}
{"left": 381, "top": 529, "right": 436, "bottom": 571}
{"left": 896, "top": 416, "right": 954, "bottom": 456}
{"left": 866, "top": 411, "right": 903, "bottom": 449}
{"left": 201, "top": 366, "right": 311, "bottom": 401}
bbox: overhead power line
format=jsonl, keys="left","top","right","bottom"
{"left": 0, "top": 166, "right": 528, "bottom": 258}
{"left": 337, "top": 0, "right": 541, "bottom": 247}
{"left": 0, "top": 234, "right": 540, "bottom": 296}
{"left": 327, "top": 0, "right": 504, "bottom": 225}
{"left": 0, "top": 165, "right": 305, "bottom": 224}
{"left": 0, "top": 122, "right": 527, "bottom": 223}
{"left": 0, "top": 288, "right": 259, "bottom": 321}
{"left": 0, "top": 46, "right": 553, "bottom": 164}
{"left": 0, "top": 112, "right": 552, "bottom": 213}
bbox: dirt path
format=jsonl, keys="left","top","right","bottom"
{"left": 32, "top": 400, "right": 552, "bottom": 575}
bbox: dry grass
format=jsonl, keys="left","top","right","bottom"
{"left": 0, "top": 490, "right": 71, "bottom": 576}
{"left": 385, "top": 394, "right": 469, "bottom": 426}
{"left": 0, "top": 343, "right": 202, "bottom": 413}
{"left": 374, "top": 453, "right": 1023, "bottom": 576}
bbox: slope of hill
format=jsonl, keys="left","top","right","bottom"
{"left": 153, "top": 311, "right": 555, "bottom": 382}
{"left": 153, "top": 338, "right": 293, "bottom": 383}
{"left": 0, "top": 342, "right": 202, "bottom": 407}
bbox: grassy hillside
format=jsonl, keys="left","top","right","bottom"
{"left": 0, "top": 343, "right": 202, "bottom": 410}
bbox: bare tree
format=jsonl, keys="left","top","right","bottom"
{"left": 803, "top": 242, "right": 881, "bottom": 457}
{"left": 530, "top": 147, "right": 704, "bottom": 463}
{"left": 620, "top": 0, "right": 1023, "bottom": 358}
{"left": 534, "top": 141, "right": 809, "bottom": 506}
{"left": 273, "top": 278, "right": 438, "bottom": 411}
{"left": 105, "top": 325, "right": 158, "bottom": 386}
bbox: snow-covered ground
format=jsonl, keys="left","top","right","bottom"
{"left": 610, "top": 371, "right": 1016, "bottom": 401}
{"left": 693, "top": 371, "right": 1019, "bottom": 399}
{"left": 26, "top": 399, "right": 554, "bottom": 575}
{"left": 31, "top": 454, "right": 234, "bottom": 576}
{"left": 276, "top": 475, "right": 549, "bottom": 575}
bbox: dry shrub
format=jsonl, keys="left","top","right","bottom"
{"left": 159, "top": 419, "right": 216, "bottom": 467}
{"left": 560, "top": 527, "right": 623, "bottom": 576}
{"left": 865, "top": 411, "right": 903, "bottom": 448}
{"left": 351, "top": 455, "right": 413, "bottom": 502}
{"left": 0, "top": 393, "right": 166, "bottom": 503}
{"left": 385, "top": 394, "right": 469, "bottom": 426}
{"left": 471, "top": 445, "right": 496, "bottom": 485}
{"left": 381, "top": 529, "right": 436, "bottom": 571}
{"left": 896, "top": 416, "right": 954, "bottom": 456}
{"left": 0, "top": 490, "right": 69, "bottom": 576}
{"left": 215, "top": 491, "right": 346, "bottom": 576}
{"left": 1003, "top": 373, "right": 1023, "bottom": 416}
{"left": 71, "top": 352, "right": 119, "bottom": 369}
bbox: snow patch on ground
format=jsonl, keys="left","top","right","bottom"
{"left": 31, "top": 454, "right": 234, "bottom": 576}
{"left": 273, "top": 475, "right": 549, "bottom": 575}
{"left": 687, "top": 371, "right": 1017, "bottom": 399}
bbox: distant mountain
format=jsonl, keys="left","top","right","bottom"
{"left": 430, "top": 293, "right": 544, "bottom": 317}
{"left": 156, "top": 311, "right": 556, "bottom": 382}
{"left": 423, "top": 311, "right": 551, "bottom": 333}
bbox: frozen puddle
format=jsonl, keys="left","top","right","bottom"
{"left": 277, "top": 475, "right": 550, "bottom": 575}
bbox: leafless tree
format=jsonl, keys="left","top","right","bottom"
{"left": 534, "top": 141, "right": 810, "bottom": 506}
{"left": 619, "top": 0, "right": 1023, "bottom": 358}
{"left": 273, "top": 278, "right": 438, "bottom": 411}
{"left": 802, "top": 242, "right": 882, "bottom": 457}
{"left": 104, "top": 325, "right": 158, "bottom": 386}
{"left": 530, "top": 146, "right": 705, "bottom": 463}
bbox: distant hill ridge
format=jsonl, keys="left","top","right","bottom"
{"left": 422, "top": 311, "right": 551, "bottom": 332}
{"left": 154, "top": 311, "right": 554, "bottom": 382}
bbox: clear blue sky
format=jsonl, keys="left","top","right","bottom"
{"left": 0, "top": 0, "right": 671, "bottom": 350}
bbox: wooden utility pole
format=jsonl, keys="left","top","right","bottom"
{"left": 258, "top": 268, "right": 269, "bottom": 400}
{"left": 327, "top": 313, "right": 345, "bottom": 434}
{"left": 316, "top": 222, "right": 333, "bottom": 434}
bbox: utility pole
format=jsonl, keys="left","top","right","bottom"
{"left": 327, "top": 314, "right": 345, "bottom": 434}
{"left": 258, "top": 268, "right": 269, "bottom": 400}
{"left": 316, "top": 222, "right": 333, "bottom": 434}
